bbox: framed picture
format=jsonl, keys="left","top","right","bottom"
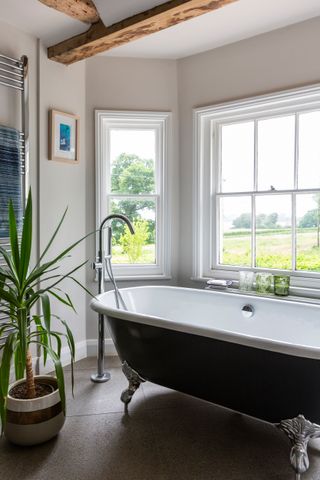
{"left": 49, "top": 109, "right": 79, "bottom": 163}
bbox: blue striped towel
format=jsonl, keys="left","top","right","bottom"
{"left": 0, "top": 125, "right": 23, "bottom": 238}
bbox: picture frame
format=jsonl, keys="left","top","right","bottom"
{"left": 49, "top": 109, "right": 80, "bottom": 164}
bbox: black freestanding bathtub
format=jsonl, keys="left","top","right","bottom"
{"left": 91, "top": 286, "right": 320, "bottom": 479}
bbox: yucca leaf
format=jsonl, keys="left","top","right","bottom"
{"left": 14, "top": 341, "right": 24, "bottom": 380}
{"left": 50, "top": 332, "right": 62, "bottom": 358}
{"left": 33, "top": 316, "right": 48, "bottom": 366}
{"left": 38, "top": 208, "right": 68, "bottom": 263}
{"left": 69, "top": 275, "right": 95, "bottom": 298}
{"left": 19, "top": 190, "right": 32, "bottom": 283}
{"left": 41, "top": 294, "right": 51, "bottom": 344}
{"left": 34, "top": 343, "right": 66, "bottom": 414}
{"left": 0, "top": 288, "right": 19, "bottom": 307}
{"left": 8, "top": 201, "right": 20, "bottom": 275}
{"left": 29, "top": 230, "right": 94, "bottom": 281}
{"left": 16, "top": 308, "right": 27, "bottom": 371}
{"left": 0, "top": 248, "right": 19, "bottom": 286}
{"left": 0, "top": 324, "right": 18, "bottom": 337}
{"left": 48, "top": 289, "right": 76, "bottom": 313}
{"left": 61, "top": 319, "right": 75, "bottom": 360}
{"left": 27, "top": 261, "right": 88, "bottom": 307}
{"left": 0, "top": 333, "right": 15, "bottom": 432}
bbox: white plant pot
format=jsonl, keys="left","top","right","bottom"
{"left": 4, "top": 375, "right": 65, "bottom": 446}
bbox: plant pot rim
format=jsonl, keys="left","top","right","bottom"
{"left": 8, "top": 375, "right": 58, "bottom": 403}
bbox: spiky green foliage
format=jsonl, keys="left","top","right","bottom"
{"left": 0, "top": 190, "right": 91, "bottom": 432}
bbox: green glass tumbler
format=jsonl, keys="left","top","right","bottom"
{"left": 255, "top": 273, "right": 273, "bottom": 294}
{"left": 274, "top": 275, "right": 290, "bottom": 296}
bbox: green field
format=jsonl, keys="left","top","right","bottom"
{"left": 111, "top": 228, "right": 320, "bottom": 271}
{"left": 221, "top": 228, "right": 320, "bottom": 271}
{"left": 112, "top": 244, "right": 155, "bottom": 264}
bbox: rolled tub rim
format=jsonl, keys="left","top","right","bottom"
{"left": 90, "top": 285, "right": 320, "bottom": 361}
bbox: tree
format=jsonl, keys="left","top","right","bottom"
{"left": 232, "top": 212, "right": 279, "bottom": 230}
{"left": 110, "top": 153, "right": 155, "bottom": 242}
{"left": 232, "top": 213, "right": 251, "bottom": 229}
{"left": 111, "top": 153, "right": 155, "bottom": 194}
{"left": 299, "top": 194, "right": 320, "bottom": 247}
{"left": 256, "top": 213, "right": 278, "bottom": 229}
{"left": 314, "top": 194, "right": 320, "bottom": 247}
{"left": 299, "top": 209, "right": 318, "bottom": 228}
{"left": 265, "top": 212, "right": 278, "bottom": 228}
{"left": 120, "top": 220, "right": 149, "bottom": 263}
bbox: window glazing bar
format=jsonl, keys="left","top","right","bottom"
{"left": 216, "top": 188, "right": 320, "bottom": 197}
{"left": 251, "top": 195, "right": 256, "bottom": 268}
{"left": 292, "top": 193, "right": 297, "bottom": 271}
{"left": 108, "top": 194, "right": 159, "bottom": 199}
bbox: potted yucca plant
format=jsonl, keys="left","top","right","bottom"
{"left": 0, "top": 190, "right": 89, "bottom": 446}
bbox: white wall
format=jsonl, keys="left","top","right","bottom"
{"left": 85, "top": 56, "right": 179, "bottom": 343}
{"left": 177, "top": 16, "right": 320, "bottom": 286}
{"left": 38, "top": 43, "right": 87, "bottom": 359}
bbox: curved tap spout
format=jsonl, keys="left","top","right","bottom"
{"left": 99, "top": 214, "right": 135, "bottom": 258}
{"left": 99, "top": 213, "right": 135, "bottom": 234}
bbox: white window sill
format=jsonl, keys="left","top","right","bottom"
{"left": 93, "top": 274, "right": 172, "bottom": 282}
{"left": 191, "top": 276, "right": 320, "bottom": 304}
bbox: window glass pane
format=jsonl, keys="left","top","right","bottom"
{"left": 110, "top": 129, "right": 156, "bottom": 194}
{"left": 255, "top": 195, "right": 292, "bottom": 269}
{"left": 296, "top": 194, "right": 320, "bottom": 271}
{"left": 257, "top": 116, "right": 295, "bottom": 191}
{"left": 221, "top": 122, "right": 254, "bottom": 192}
{"left": 219, "top": 196, "right": 251, "bottom": 266}
{"left": 298, "top": 111, "right": 320, "bottom": 189}
{"left": 109, "top": 198, "right": 156, "bottom": 265}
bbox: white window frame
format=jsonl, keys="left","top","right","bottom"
{"left": 193, "top": 84, "right": 320, "bottom": 294}
{"left": 95, "top": 110, "right": 171, "bottom": 280}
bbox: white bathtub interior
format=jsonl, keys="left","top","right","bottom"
{"left": 92, "top": 286, "right": 320, "bottom": 359}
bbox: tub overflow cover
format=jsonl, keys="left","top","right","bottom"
{"left": 242, "top": 304, "right": 255, "bottom": 318}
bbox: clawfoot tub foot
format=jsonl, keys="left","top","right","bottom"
{"left": 278, "top": 414, "right": 320, "bottom": 479}
{"left": 120, "top": 361, "right": 145, "bottom": 405}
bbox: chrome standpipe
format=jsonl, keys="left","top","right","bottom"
{"left": 91, "top": 215, "right": 134, "bottom": 384}
{"left": 90, "top": 246, "right": 111, "bottom": 383}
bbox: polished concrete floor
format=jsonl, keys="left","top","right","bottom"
{"left": 1, "top": 356, "right": 320, "bottom": 480}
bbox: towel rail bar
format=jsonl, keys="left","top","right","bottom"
{"left": 0, "top": 80, "right": 23, "bottom": 90}
{"left": 0, "top": 73, "right": 23, "bottom": 85}
{"left": 0, "top": 53, "right": 23, "bottom": 65}
{"left": 0, "top": 67, "right": 23, "bottom": 78}
{"left": 0, "top": 60, "right": 23, "bottom": 72}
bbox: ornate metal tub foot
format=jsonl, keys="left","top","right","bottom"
{"left": 120, "top": 361, "right": 145, "bottom": 405}
{"left": 278, "top": 414, "right": 320, "bottom": 479}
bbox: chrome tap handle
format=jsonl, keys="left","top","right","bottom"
{"left": 206, "top": 279, "right": 234, "bottom": 289}
{"left": 92, "top": 260, "right": 103, "bottom": 271}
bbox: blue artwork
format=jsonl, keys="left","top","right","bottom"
{"left": 60, "top": 123, "right": 71, "bottom": 151}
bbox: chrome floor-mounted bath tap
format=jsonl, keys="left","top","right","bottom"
{"left": 91, "top": 214, "right": 134, "bottom": 383}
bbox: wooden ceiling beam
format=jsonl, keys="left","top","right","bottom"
{"left": 39, "top": 0, "right": 100, "bottom": 24}
{"left": 48, "top": 0, "right": 238, "bottom": 65}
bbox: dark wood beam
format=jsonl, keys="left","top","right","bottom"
{"left": 48, "top": 0, "right": 238, "bottom": 65}
{"left": 39, "top": 0, "right": 100, "bottom": 24}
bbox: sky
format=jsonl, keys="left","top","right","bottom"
{"left": 107, "top": 117, "right": 320, "bottom": 229}
{"left": 220, "top": 110, "right": 320, "bottom": 228}
{"left": 110, "top": 128, "right": 155, "bottom": 164}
